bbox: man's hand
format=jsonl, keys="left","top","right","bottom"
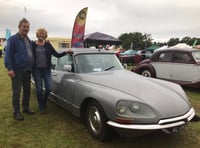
{"left": 8, "top": 70, "right": 15, "bottom": 78}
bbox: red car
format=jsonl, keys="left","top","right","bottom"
{"left": 119, "top": 49, "right": 142, "bottom": 65}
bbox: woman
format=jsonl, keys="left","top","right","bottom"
{"left": 32, "top": 28, "right": 73, "bottom": 113}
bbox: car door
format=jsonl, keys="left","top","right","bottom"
{"left": 51, "top": 55, "right": 77, "bottom": 108}
{"left": 170, "top": 51, "right": 199, "bottom": 82}
{"left": 151, "top": 51, "right": 173, "bottom": 80}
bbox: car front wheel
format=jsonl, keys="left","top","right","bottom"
{"left": 141, "top": 69, "right": 152, "bottom": 77}
{"left": 86, "top": 100, "right": 111, "bottom": 141}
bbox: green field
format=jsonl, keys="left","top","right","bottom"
{"left": 0, "top": 57, "right": 200, "bottom": 148}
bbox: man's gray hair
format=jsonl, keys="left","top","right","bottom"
{"left": 18, "top": 18, "right": 29, "bottom": 27}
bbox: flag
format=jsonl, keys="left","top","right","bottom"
{"left": 71, "top": 7, "right": 88, "bottom": 48}
{"left": 192, "top": 39, "right": 198, "bottom": 47}
{"left": 5, "top": 29, "right": 11, "bottom": 40}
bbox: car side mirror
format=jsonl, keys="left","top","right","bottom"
{"left": 63, "top": 65, "right": 72, "bottom": 72}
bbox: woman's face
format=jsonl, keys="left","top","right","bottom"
{"left": 37, "top": 32, "right": 46, "bottom": 40}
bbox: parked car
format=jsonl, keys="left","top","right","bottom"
{"left": 119, "top": 49, "right": 142, "bottom": 65}
{"left": 33, "top": 48, "right": 196, "bottom": 140}
{"left": 134, "top": 48, "right": 200, "bottom": 88}
{"left": 137, "top": 50, "right": 153, "bottom": 60}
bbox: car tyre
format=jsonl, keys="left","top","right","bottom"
{"left": 141, "top": 69, "right": 153, "bottom": 77}
{"left": 86, "top": 100, "right": 111, "bottom": 141}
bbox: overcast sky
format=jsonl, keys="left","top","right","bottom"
{"left": 0, "top": 0, "right": 200, "bottom": 42}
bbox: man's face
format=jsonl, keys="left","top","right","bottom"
{"left": 19, "top": 22, "right": 30, "bottom": 37}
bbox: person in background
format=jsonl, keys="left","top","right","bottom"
{"left": 32, "top": 28, "right": 73, "bottom": 113}
{"left": 0, "top": 43, "right": 3, "bottom": 57}
{"left": 4, "top": 18, "right": 35, "bottom": 121}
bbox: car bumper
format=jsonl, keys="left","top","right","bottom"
{"left": 107, "top": 107, "right": 195, "bottom": 130}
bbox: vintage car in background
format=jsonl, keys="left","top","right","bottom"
{"left": 36, "top": 48, "right": 196, "bottom": 140}
{"left": 119, "top": 49, "right": 142, "bottom": 65}
{"left": 134, "top": 48, "right": 200, "bottom": 88}
{"left": 136, "top": 50, "right": 153, "bottom": 60}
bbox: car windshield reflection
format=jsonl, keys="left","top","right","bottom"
{"left": 75, "top": 54, "right": 123, "bottom": 73}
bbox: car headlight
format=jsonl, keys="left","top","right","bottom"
{"left": 116, "top": 100, "right": 156, "bottom": 118}
{"left": 116, "top": 101, "right": 127, "bottom": 114}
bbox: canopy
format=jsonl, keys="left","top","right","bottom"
{"left": 154, "top": 45, "right": 168, "bottom": 52}
{"left": 84, "top": 32, "right": 122, "bottom": 46}
{"left": 145, "top": 45, "right": 160, "bottom": 52}
{"left": 170, "top": 43, "right": 192, "bottom": 49}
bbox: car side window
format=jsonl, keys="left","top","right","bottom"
{"left": 173, "top": 52, "right": 192, "bottom": 63}
{"left": 56, "top": 55, "right": 73, "bottom": 71}
{"left": 51, "top": 56, "right": 57, "bottom": 70}
{"left": 157, "top": 52, "right": 173, "bottom": 62}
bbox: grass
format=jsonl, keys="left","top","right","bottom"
{"left": 0, "top": 57, "right": 200, "bottom": 148}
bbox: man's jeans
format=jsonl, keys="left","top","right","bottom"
{"left": 32, "top": 68, "right": 51, "bottom": 111}
{"left": 11, "top": 70, "right": 31, "bottom": 115}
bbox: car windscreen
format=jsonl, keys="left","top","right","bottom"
{"left": 75, "top": 53, "right": 123, "bottom": 73}
{"left": 192, "top": 51, "right": 200, "bottom": 63}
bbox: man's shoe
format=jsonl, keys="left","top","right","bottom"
{"left": 23, "top": 108, "right": 35, "bottom": 115}
{"left": 14, "top": 113, "right": 24, "bottom": 121}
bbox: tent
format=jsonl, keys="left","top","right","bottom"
{"left": 145, "top": 45, "right": 160, "bottom": 52}
{"left": 194, "top": 45, "right": 200, "bottom": 49}
{"left": 84, "top": 32, "right": 122, "bottom": 47}
{"left": 170, "top": 43, "right": 192, "bottom": 49}
{"left": 154, "top": 45, "right": 168, "bottom": 52}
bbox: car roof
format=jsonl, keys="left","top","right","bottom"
{"left": 156, "top": 48, "right": 199, "bottom": 53}
{"left": 58, "top": 48, "right": 115, "bottom": 55}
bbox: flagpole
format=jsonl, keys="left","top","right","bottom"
{"left": 24, "top": 6, "right": 27, "bottom": 17}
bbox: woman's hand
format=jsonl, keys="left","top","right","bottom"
{"left": 66, "top": 49, "right": 73, "bottom": 54}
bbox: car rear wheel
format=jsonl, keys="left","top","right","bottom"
{"left": 86, "top": 100, "right": 111, "bottom": 141}
{"left": 141, "top": 69, "right": 152, "bottom": 77}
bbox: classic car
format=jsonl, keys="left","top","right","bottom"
{"left": 119, "top": 49, "right": 142, "bottom": 65}
{"left": 133, "top": 48, "right": 200, "bottom": 88}
{"left": 39, "top": 48, "right": 195, "bottom": 140}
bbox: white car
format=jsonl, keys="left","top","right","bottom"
{"left": 134, "top": 48, "right": 200, "bottom": 88}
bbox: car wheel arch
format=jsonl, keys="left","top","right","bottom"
{"left": 80, "top": 98, "right": 109, "bottom": 124}
{"left": 137, "top": 64, "right": 156, "bottom": 78}
{"left": 82, "top": 99, "right": 112, "bottom": 140}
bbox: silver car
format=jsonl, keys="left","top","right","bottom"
{"left": 48, "top": 48, "right": 195, "bottom": 140}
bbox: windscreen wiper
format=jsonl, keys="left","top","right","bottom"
{"left": 104, "top": 66, "right": 115, "bottom": 71}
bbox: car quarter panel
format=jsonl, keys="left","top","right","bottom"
{"left": 170, "top": 63, "right": 200, "bottom": 83}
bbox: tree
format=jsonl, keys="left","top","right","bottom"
{"left": 167, "top": 38, "right": 179, "bottom": 47}
{"left": 118, "top": 32, "right": 152, "bottom": 50}
{"left": 180, "top": 36, "right": 192, "bottom": 45}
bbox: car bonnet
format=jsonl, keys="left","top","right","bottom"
{"left": 79, "top": 70, "right": 191, "bottom": 118}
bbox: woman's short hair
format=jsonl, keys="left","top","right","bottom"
{"left": 36, "top": 28, "right": 48, "bottom": 39}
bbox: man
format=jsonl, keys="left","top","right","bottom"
{"left": 4, "top": 18, "right": 35, "bottom": 121}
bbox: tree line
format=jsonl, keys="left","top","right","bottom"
{"left": 118, "top": 32, "right": 200, "bottom": 50}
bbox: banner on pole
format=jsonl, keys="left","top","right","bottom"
{"left": 71, "top": 7, "right": 88, "bottom": 48}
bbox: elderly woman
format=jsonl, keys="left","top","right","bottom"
{"left": 32, "top": 28, "right": 73, "bottom": 113}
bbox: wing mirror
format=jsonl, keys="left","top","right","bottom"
{"left": 63, "top": 65, "right": 72, "bottom": 72}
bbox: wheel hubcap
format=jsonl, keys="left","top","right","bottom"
{"left": 142, "top": 70, "right": 151, "bottom": 77}
{"left": 88, "top": 106, "right": 102, "bottom": 134}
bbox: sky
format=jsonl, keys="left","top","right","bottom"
{"left": 0, "top": 0, "right": 200, "bottom": 42}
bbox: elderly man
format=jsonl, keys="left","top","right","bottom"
{"left": 4, "top": 18, "right": 35, "bottom": 121}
